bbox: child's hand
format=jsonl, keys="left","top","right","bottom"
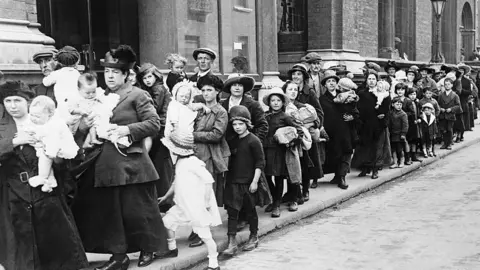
{"left": 440, "top": 108, "right": 446, "bottom": 112}
{"left": 400, "top": 135, "right": 406, "bottom": 140}
{"left": 249, "top": 181, "right": 258, "bottom": 193}
{"left": 446, "top": 108, "right": 452, "bottom": 113}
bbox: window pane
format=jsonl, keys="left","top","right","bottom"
{"left": 220, "top": 0, "right": 257, "bottom": 74}
{"left": 176, "top": 0, "right": 220, "bottom": 73}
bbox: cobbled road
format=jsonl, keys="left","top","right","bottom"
{"left": 218, "top": 143, "right": 480, "bottom": 270}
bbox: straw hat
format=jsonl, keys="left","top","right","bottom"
{"left": 161, "top": 128, "right": 195, "bottom": 156}
{"left": 222, "top": 73, "right": 255, "bottom": 93}
{"left": 262, "top": 87, "right": 289, "bottom": 106}
{"left": 457, "top": 63, "right": 472, "bottom": 74}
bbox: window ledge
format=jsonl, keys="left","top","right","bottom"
{"left": 233, "top": 6, "right": 253, "bottom": 13}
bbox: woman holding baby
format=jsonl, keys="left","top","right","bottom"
{"left": 71, "top": 44, "right": 168, "bottom": 269}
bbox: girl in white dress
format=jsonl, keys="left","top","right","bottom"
{"left": 27, "top": 96, "right": 79, "bottom": 192}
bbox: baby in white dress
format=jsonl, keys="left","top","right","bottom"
{"left": 373, "top": 80, "right": 391, "bottom": 109}
{"left": 27, "top": 96, "right": 79, "bottom": 193}
{"left": 66, "top": 73, "right": 127, "bottom": 151}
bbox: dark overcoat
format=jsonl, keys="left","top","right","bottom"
{"left": 320, "top": 90, "right": 358, "bottom": 174}
{"left": 0, "top": 114, "right": 88, "bottom": 270}
{"left": 94, "top": 83, "right": 161, "bottom": 187}
{"left": 438, "top": 90, "right": 462, "bottom": 121}
{"left": 33, "top": 84, "right": 56, "bottom": 104}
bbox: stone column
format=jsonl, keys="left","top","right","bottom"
{"left": 138, "top": 0, "right": 177, "bottom": 71}
{"left": 378, "top": 0, "right": 398, "bottom": 59}
{"left": 0, "top": 0, "right": 55, "bottom": 84}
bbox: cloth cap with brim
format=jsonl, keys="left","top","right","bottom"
{"left": 321, "top": 69, "right": 340, "bottom": 86}
{"left": 458, "top": 64, "right": 472, "bottom": 74}
{"left": 288, "top": 64, "right": 309, "bottom": 81}
{"left": 223, "top": 74, "right": 255, "bottom": 93}
{"left": 32, "top": 48, "right": 58, "bottom": 63}
{"left": 193, "top": 48, "right": 217, "bottom": 61}
{"left": 262, "top": 87, "right": 290, "bottom": 106}
{"left": 161, "top": 128, "right": 195, "bottom": 156}
{"left": 384, "top": 61, "right": 400, "bottom": 72}
{"left": 100, "top": 45, "right": 137, "bottom": 70}
{"left": 422, "top": 103, "right": 435, "bottom": 110}
{"left": 229, "top": 105, "right": 251, "bottom": 123}
{"left": 337, "top": 78, "right": 357, "bottom": 91}
{"left": 0, "top": 80, "right": 35, "bottom": 101}
{"left": 302, "top": 52, "right": 322, "bottom": 63}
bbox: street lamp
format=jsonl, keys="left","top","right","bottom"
{"left": 430, "top": 0, "right": 447, "bottom": 63}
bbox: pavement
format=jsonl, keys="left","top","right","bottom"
{"left": 85, "top": 119, "right": 480, "bottom": 270}
{"left": 220, "top": 134, "right": 480, "bottom": 270}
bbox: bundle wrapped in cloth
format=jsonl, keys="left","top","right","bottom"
{"left": 274, "top": 126, "right": 298, "bottom": 145}
{"left": 286, "top": 103, "right": 318, "bottom": 128}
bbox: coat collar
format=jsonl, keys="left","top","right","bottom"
{"left": 110, "top": 83, "right": 133, "bottom": 111}
{"left": 421, "top": 112, "right": 435, "bottom": 126}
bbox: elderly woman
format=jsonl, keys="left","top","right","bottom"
{"left": 352, "top": 72, "right": 392, "bottom": 179}
{"left": 319, "top": 70, "right": 358, "bottom": 189}
{"left": 71, "top": 45, "right": 168, "bottom": 270}
{"left": 288, "top": 64, "right": 324, "bottom": 200}
{"left": 0, "top": 81, "right": 88, "bottom": 270}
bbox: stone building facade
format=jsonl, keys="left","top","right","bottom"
{"left": 1, "top": 0, "right": 479, "bottom": 84}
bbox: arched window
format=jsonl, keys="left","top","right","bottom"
{"left": 461, "top": 2, "right": 475, "bottom": 61}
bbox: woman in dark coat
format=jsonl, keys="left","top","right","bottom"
{"left": 351, "top": 72, "right": 392, "bottom": 179}
{"left": 319, "top": 70, "right": 358, "bottom": 189}
{"left": 71, "top": 45, "right": 168, "bottom": 270}
{"left": 455, "top": 65, "right": 473, "bottom": 141}
{"left": 288, "top": 64, "right": 324, "bottom": 200}
{"left": 0, "top": 81, "right": 88, "bottom": 270}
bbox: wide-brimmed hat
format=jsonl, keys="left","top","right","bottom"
{"left": 262, "top": 87, "right": 290, "bottom": 106}
{"left": 100, "top": 44, "right": 137, "bottom": 70}
{"left": 161, "top": 128, "right": 195, "bottom": 156}
{"left": 337, "top": 77, "right": 357, "bottom": 91}
{"left": 422, "top": 102, "right": 434, "bottom": 110}
{"left": 223, "top": 73, "right": 255, "bottom": 94}
{"left": 301, "top": 52, "right": 322, "bottom": 63}
{"left": 418, "top": 65, "right": 435, "bottom": 74}
{"left": 384, "top": 60, "right": 399, "bottom": 72}
{"left": 32, "top": 48, "right": 58, "bottom": 63}
{"left": 406, "top": 68, "right": 418, "bottom": 78}
{"left": 288, "top": 63, "right": 309, "bottom": 81}
{"left": 193, "top": 48, "right": 217, "bottom": 61}
{"left": 363, "top": 62, "right": 381, "bottom": 74}
{"left": 321, "top": 69, "right": 340, "bottom": 86}
{"left": 0, "top": 80, "right": 35, "bottom": 101}
{"left": 395, "top": 70, "right": 408, "bottom": 81}
{"left": 457, "top": 63, "right": 472, "bottom": 74}
{"left": 329, "top": 65, "right": 349, "bottom": 76}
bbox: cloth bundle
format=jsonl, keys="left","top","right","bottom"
{"left": 274, "top": 126, "right": 298, "bottom": 145}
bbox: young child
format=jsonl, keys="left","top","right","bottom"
{"left": 165, "top": 81, "right": 210, "bottom": 139}
{"left": 335, "top": 77, "right": 360, "bottom": 145}
{"left": 165, "top": 53, "right": 189, "bottom": 92}
{"left": 374, "top": 80, "right": 391, "bottom": 110}
{"left": 419, "top": 87, "right": 440, "bottom": 117}
{"left": 406, "top": 88, "right": 422, "bottom": 162}
{"left": 42, "top": 46, "right": 81, "bottom": 119}
{"left": 223, "top": 105, "right": 271, "bottom": 256}
{"left": 158, "top": 128, "right": 221, "bottom": 270}
{"left": 262, "top": 88, "right": 303, "bottom": 217}
{"left": 420, "top": 103, "right": 438, "bottom": 157}
{"left": 438, "top": 78, "right": 462, "bottom": 150}
{"left": 66, "top": 73, "right": 130, "bottom": 153}
{"left": 388, "top": 97, "right": 409, "bottom": 168}
{"left": 27, "top": 96, "right": 79, "bottom": 192}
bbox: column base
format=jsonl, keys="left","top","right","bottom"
{"left": 378, "top": 47, "right": 400, "bottom": 59}
{"left": 0, "top": 18, "right": 55, "bottom": 84}
{"left": 257, "top": 71, "right": 284, "bottom": 111}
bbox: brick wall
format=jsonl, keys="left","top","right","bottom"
{"left": 342, "top": 0, "right": 378, "bottom": 57}
{"left": 0, "top": 0, "right": 37, "bottom": 22}
{"left": 416, "top": 0, "right": 432, "bottom": 62}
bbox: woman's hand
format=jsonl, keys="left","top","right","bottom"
{"left": 440, "top": 108, "right": 446, "bottom": 113}
{"left": 12, "top": 131, "right": 36, "bottom": 147}
{"left": 343, "top": 114, "right": 354, "bottom": 122}
{"left": 377, "top": 114, "right": 385, "bottom": 119}
{"left": 446, "top": 108, "right": 452, "bottom": 113}
{"left": 249, "top": 181, "right": 258, "bottom": 193}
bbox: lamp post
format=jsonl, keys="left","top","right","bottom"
{"left": 430, "top": 0, "right": 447, "bottom": 63}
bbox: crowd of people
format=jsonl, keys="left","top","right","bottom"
{"left": 0, "top": 44, "right": 478, "bottom": 270}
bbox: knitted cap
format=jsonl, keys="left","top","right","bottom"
{"left": 198, "top": 74, "right": 224, "bottom": 92}
{"left": 56, "top": 46, "right": 80, "bottom": 66}
{"left": 0, "top": 80, "right": 35, "bottom": 101}
{"left": 229, "top": 105, "right": 251, "bottom": 125}
{"left": 422, "top": 102, "right": 434, "bottom": 110}
{"left": 161, "top": 128, "right": 195, "bottom": 156}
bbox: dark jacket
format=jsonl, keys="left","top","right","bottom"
{"left": 356, "top": 88, "right": 391, "bottom": 145}
{"left": 141, "top": 82, "right": 171, "bottom": 128}
{"left": 401, "top": 97, "right": 421, "bottom": 141}
{"left": 0, "top": 114, "right": 88, "bottom": 270}
{"left": 93, "top": 84, "right": 160, "bottom": 187}
{"left": 221, "top": 95, "right": 269, "bottom": 142}
{"left": 389, "top": 109, "right": 408, "bottom": 142}
{"left": 297, "top": 83, "right": 324, "bottom": 127}
{"left": 438, "top": 90, "right": 462, "bottom": 121}
{"left": 33, "top": 83, "right": 56, "bottom": 105}
{"left": 320, "top": 90, "right": 358, "bottom": 173}
{"left": 420, "top": 113, "right": 438, "bottom": 140}
{"left": 194, "top": 103, "right": 231, "bottom": 174}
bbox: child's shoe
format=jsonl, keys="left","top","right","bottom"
{"left": 422, "top": 147, "right": 428, "bottom": 158}
{"left": 222, "top": 235, "right": 238, "bottom": 256}
{"left": 242, "top": 233, "right": 259, "bottom": 251}
{"left": 288, "top": 202, "right": 298, "bottom": 212}
{"left": 271, "top": 206, "right": 281, "bottom": 218}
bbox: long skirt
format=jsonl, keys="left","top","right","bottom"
{"left": 454, "top": 113, "right": 465, "bottom": 132}
{"left": 351, "top": 128, "right": 392, "bottom": 168}
{"left": 305, "top": 142, "right": 324, "bottom": 179}
{"left": 71, "top": 167, "right": 168, "bottom": 254}
{"left": 150, "top": 138, "right": 174, "bottom": 212}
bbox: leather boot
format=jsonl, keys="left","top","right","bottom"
{"left": 95, "top": 255, "right": 130, "bottom": 270}
{"left": 222, "top": 235, "right": 238, "bottom": 256}
{"left": 404, "top": 153, "right": 412, "bottom": 165}
{"left": 242, "top": 233, "right": 259, "bottom": 251}
{"left": 358, "top": 167, "right": 369, "bottom": 177}
{"left": 411, "top": 152, "right": 421, "bottom": 162}
{"left": 371, "top": 167, "right": 379, "bottom": 179}
{"left": 337, "top": 176, "right": 349, "bottom": 189}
